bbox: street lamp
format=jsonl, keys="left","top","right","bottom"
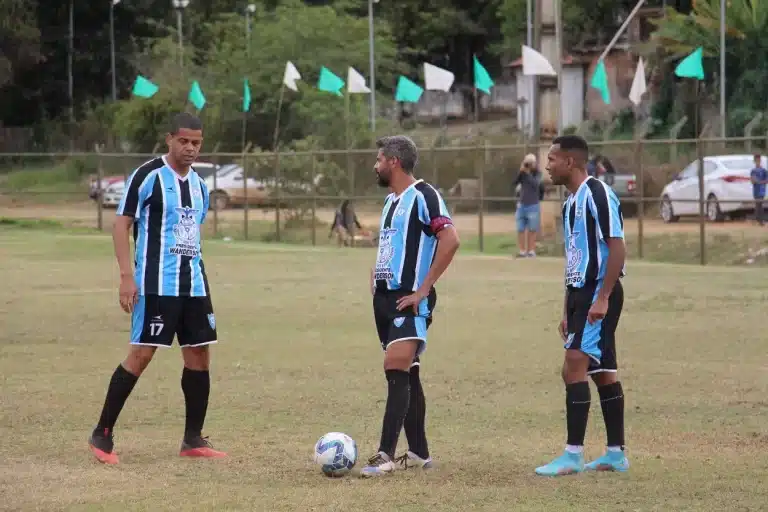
{"left": 368, "top": 0, "right": 379, "bottom": 132}
{"left": 172, "top": 0, "right": 190, "bottom": 68}
{"left": 246, "top": 4, "right": 255, "bottom": 57}
{"left": 110, "top": 0, "right": 121, "bottom": 102}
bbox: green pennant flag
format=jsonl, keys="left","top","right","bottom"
{"left": 675, "top": 47, "right": 705, "bottom": 80}
{"left": 473, "top": 55, "right": 494, "bottom": 95}
{"left": 188, "top": 81, "right": 206, "bottom": 110}
{"left": 131, "top": 75, "right": 158, "bottom": 98}
{"left": 243, "top": 78, "right": 251, "bottom": 112}
{"left": 590, "top": 60, "right": 610, "bottom": 105}
{"left": 395, "top": 76, "right": 423, "bottom": 103}
{"left": 317, "top": 66, "right": 345, "bottom": 96}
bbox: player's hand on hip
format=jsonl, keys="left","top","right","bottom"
{"left": 587, "top": 296, "right": 609, "bottom": 324}
{"left": 558, "top": 317, "right": 568, "bottom": 341}
{"left": 396, "top": 289, "right": 427, "bottom": 315}
{"left": 119, "top": 275, "right": 138, "bottom": 313}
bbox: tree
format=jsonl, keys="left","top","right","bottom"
{"left": 111, "top": 0, "right": 403, "bottom": 151}
{"left": 645, "top": 0, "right": 768, "bottom": 134}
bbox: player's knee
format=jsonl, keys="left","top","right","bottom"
{"left": 591, "top": 371, "right": 617, "bottom": 387}
{"left": 383, "top": 341, "right": 418, "bottom": 371}
{"left": 124, "top": 346, "right": 156, "bottom": 375}
{"left": 182, "top": 346, "right": 210, "bottom": 370}
{"left": 563, "top": 349, "right": 589, "bottom": 383}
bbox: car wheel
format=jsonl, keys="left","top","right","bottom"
{"left": 660, "top": 196, "right": 679, "bottom": 223}
{"left": 706, "top": 194, "right": 724, "bottom": 222}
{"left": 212, "top": 191, "right": 229, "bottom": 211}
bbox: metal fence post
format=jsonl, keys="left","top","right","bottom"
{"left": 95, "top": 143, "right": 103, "bottom": 232}
{"left": 243, "top": 149, "right": 250, "bottom": 240}
{"left": 311, "top": 153, "right": 317, "bottom": 246}
{"left": 274, "top": 151, "right": 281, "bottom": 242}
{"left": 696, "top": 135, "right": 706, "bottom": 265}
{"left": 348, "top": 147, "right": 356, "bottom": 247}
{"left": 212, "top": 152, "right": 219, "bottom": 238}
{"left": 477, "top": 142, "right": 486, "bottom": 252}
{"left": 635, "top": 137, "right": 643, "bottom": 259}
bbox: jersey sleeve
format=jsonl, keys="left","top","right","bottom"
{"left": 418, "top": 184, "right": 453, "bottom": 236}
{"left": 589, "top": 184, "right": 624, "bottom": 240}
{"left": 117, "top": 169, "right": 153, "bottom": 219}
{"left": 199, "top": 179, "right": 210, "bottom": 224}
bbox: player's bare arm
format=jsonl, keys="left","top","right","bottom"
{"left": 588, "top": 238, "right": 625, "bottom": 323}
{"left": 396, "top": 226, "right": 460, "bottom": 313}
{"left": 113, "top": 215, "right": 137, "bottom": 313}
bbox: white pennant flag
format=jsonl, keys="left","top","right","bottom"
{"left": 628, "top": 58, "right": 647, "bottom": 106}
{"left": 282, "top": 61, "right": 301, "bottom": 92}
{"left": 423, "top": 62, "right": 455, "bottom": 92}
{"left": 347, "top": 67, "right": 370, "bottom": 94}
{"left": 522, "top": 45, "right": 557, "bottom": 76}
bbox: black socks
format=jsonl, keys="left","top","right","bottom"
{"left": 96, "top": 364, "right": 139, "bottom": 432}
{"left": 181, "top": 367, "right": 210, "bottom": 439}
{"left": 377, "top": 369, "right": 411, "bottom": 459}
{"left": 403, "top": 365, "right": 429, "bottom": 459}
{"left": 565, "top": 381, "right": 591, "bottom": 447}
{"left": 598, "top": 381, "right": 625, "bottom": 449}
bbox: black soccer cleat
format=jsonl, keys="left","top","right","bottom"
{"left": 89, "top": 427, "right": 119, "bottom": 464}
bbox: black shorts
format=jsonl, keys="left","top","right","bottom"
{"left": 565, "top": 280, "right": 624, "bottom": 374}
{"left": 130, "top": 294, "right": 217, "bottom": 348}
{"left": 373, "top": 288, "right": 436, "bottom": 364}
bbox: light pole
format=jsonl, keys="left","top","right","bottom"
{"left": 245, "top": 4, "right": 255, "bottom": 57}
{"left": 368, "top": 0, "right": 379, "bottom": 132}
{"left": 110, "top": 0, "right": 121, "bottom": 102}
{"left": 172, "top": 0, "right": 190, "bottom": 68}
{"left": 719, "top": 0, "right": 726, "bottom": 137}
{"left": 68, "top": 0, "right": 74, "bottom": 130}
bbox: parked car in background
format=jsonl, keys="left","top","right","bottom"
{"left": 585, "top": 155, "right": 638, "bottom": 217}
{"left": 99, "top": 161, "right": 222, "bottom": 208}
{"left": 205, "top": 164, "right": 322, "bottom": 211}
{"left": 659, "top": 154, "right": 763, "bottom": 223}
{"left": 101, "top": 180, "right": 125, "bottom": 208}
{"left": 89, "top": 175, "right": 123, "bottom": 200}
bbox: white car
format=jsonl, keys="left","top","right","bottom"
{"left": 101, "top": 180, "right": 126, "bottom": 208}
{"left": 100, "top": 162, "right": 222, "bottom": 209}
{"left": 659, "top": 154, "right": 765, "bottom": 223}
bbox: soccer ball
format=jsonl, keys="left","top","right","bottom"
{"left": 313, "top": 432, "right": 358, "bottom": 477}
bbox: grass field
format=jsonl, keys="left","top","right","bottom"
{"left": 2, "top": 227, "right": 768, "bottom": 511}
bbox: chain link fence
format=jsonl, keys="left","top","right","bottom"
{"left": 2, "top": 135, "right": 768, "bottom": 265}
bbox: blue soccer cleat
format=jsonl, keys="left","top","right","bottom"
{"left": 585, "top": 450, "right": 629, "bottom": 472}
{"left": 535, "top": 450, "right": 585, "bottom": 476}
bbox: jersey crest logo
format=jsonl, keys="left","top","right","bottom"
{"left": 565, "top": 232, "right": 584, "bottom": 285}
{"left": 374, "top": 228, "right": 397, "bottom": 281}
{"left": 376, "top": 228, "right": 397, "bottom": 265}
{"left": 207, "top": 313, "right": 215, "bottom": 330}
{"left": 170, "top": 207, "right": 200, "bottom": 257}
{"left": 393, "top": 317, "right": 405, "bottom": 328}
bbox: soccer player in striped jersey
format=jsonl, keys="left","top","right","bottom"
{"left": 535, "top": 135, "right": 629, "bottom": 476}
{"left": 88, "top": 113, "right": 226, "bottom": 464}
{"left": 361, "top": 135, "right": 460, "bottom": 477}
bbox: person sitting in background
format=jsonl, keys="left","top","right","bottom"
{"left": 514, "top": 153, "right": 546, "bottom": 258}
{"left": 329, "top": 199, "right": 363, "bottom": 246}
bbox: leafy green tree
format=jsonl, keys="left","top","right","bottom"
{"left": 111, "top": 0, "right": 402, "bottom": 151}
{"left": 646, "top": 0, "right": 768, "bottom": 135}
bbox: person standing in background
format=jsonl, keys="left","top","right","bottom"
{"left": 514, "top": 153, "right": 546, "bottom": 258}
{"left": 750, "top": 153, "right": 767, "bottom": 226}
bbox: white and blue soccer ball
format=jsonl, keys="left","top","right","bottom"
{"left": 313, "top": 432, "right": 357, "bottom": 477}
